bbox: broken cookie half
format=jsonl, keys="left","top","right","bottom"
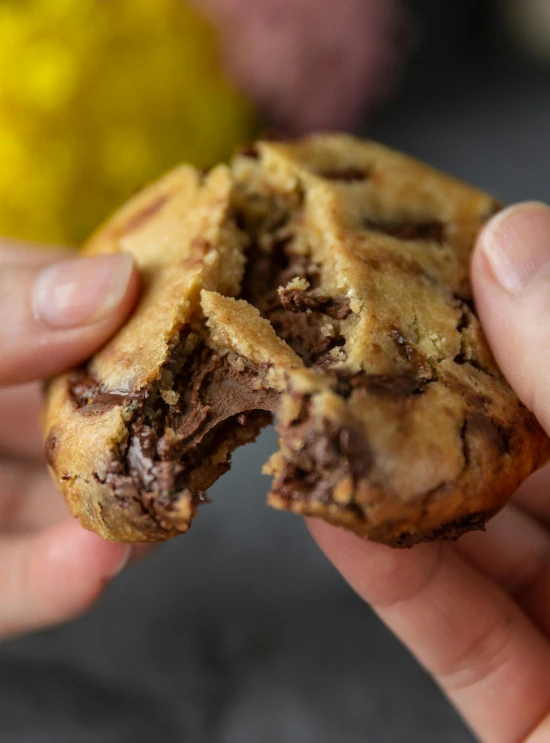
{"left": 43, "top": 134, "right": 550, "bottom": 546}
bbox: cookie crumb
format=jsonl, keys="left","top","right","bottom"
{"left": 284, "top": 277, "right": 310, "bottom": 292}
{"left": 333, "top": 476, "right": 354, "bottom": 505}
{"left": 161, "top": 389, "right": 179, "bottom": 405}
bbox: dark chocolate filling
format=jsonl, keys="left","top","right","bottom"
{"left": 276, "top": 414, "right": 373, "bottom": 503}
{"left": 73, "top": 346, "right": 278, "bottom": 530}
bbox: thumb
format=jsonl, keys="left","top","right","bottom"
{"left": 473, "top": 202, "right": 550, "bottom": 434}
{"left": 0, "top": 250, "right": 139, "bottom": 385}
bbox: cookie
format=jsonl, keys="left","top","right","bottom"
{"left": 43, "top": 134, "right": 550, "bottom": 546}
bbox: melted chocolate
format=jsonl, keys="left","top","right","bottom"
{"left": 71, "top": 347, "right": 278, "bottom": 506}
{"left": 273, "top": 410, "right": 372, "bottom": 505}
{"left": 279, "top": 289, "right": 352, "bottom": 320}
{"left": 70, "top": 373, "right": 144, "bottom": 415}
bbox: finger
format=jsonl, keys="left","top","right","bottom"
{"left": 309, "top": 520, "right": 550, "bottom": 743}
{"left": 0, "top": 253, "right": 139, "bottom": 385}
{"left": 457, "top": 504, "right": 550, "bottom": 636}
{"left": 0, "top": 518, "right": 130, "bottom": 638}
{"left": 472, "top": 202, "right": 550, "bottom": 435}
{"left": 0, "top": 463, "right": 160, "bottom": 565}
{"left": 0, "top": 463, "right": 157, "bottom": 559}
{"left": 0, "top": 384, "right": 43, "bottom": 460}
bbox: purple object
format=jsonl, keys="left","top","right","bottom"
{"left": 195, "top": 0, "right": 410, "bottom": 133}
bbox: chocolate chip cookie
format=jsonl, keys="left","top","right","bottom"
{"left": 43, "top": 134, "right": 550, "bottom": 546}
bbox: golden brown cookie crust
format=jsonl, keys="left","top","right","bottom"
{"left": 43, "top": 134, "right": 550, "bottom": 545}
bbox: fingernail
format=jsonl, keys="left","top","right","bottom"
{"left": 479, "top": 202, "right": 550, "bottom": 294}
{"left": 108, "top": 545, "right": 131, "bottom": 578}
{"left": 33, "top": 253, "right": 134, "bottom": 328}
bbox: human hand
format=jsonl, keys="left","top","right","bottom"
{"left": 0, "top": 241, "right": 139, "bottom": 639}
{"left": 309, "top": 202, "right": 550, "bottom": 743}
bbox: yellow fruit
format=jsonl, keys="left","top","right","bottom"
{"left": 0, "top": 0, "right": 255, "bottom": 245}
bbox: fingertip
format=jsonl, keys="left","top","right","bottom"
{"left": 477, "top": 201, "right": 550, "bottom": 243}
{"left": 471, "top": 200, "right": 550, "bottom": 431}
{"left": 0, "top": 252, "right": 141, "bottom": 384}
{"left": 33, "top": 253, "right": 139, "bottom": 330}
{"left": 473, "top": 201, "right": 550, "bottom": 294}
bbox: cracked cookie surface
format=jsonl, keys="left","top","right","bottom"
{"left": 43, "top": 134, "right": 550, "bottom": 545}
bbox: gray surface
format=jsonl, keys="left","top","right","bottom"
{"left": 2, "top": 46, "right": 550, "bottom": 743}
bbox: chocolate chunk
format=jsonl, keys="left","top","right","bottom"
{"left": 390, "top": 328, "right": 432, "bottom": 378}
{"left": 279, "top": 289, "right": 352, "bottom": 320}
{"left": 362, "top": 374, "right": 429, "bottom": 396}
{"left": 337, "top": 425, "right": 372, "bottom": 479}
{"left": 331, "top": 371, "right": 430, "bottom": 398}
{"left": 318, "top": 167, "right": 369, "bottom": 182}
{"left": 273, "top": 311, "right": 345, "bottom": 367}
{"left": 365, "top": 220, "right": 445, "bottom": 243}
{"left": 237, "top": 144, "right": 260, "bottom": 159}
{"left": 70, "top": 372, "right": 143, "bottom": 415}
{"left": 466, "top": 413, "right": 510, "bottom": 455}
{"left": 242, "top": 237, "right": 341, "bottom": 367}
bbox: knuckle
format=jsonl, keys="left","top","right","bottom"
{"left": 435, "top": 607, "right": 517, "bottom": 695}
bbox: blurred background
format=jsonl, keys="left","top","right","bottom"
{"left": 1, "top": 0, "right": 550, "bottom": 740}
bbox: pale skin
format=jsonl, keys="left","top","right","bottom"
{"left": 1, "top": 202, "right": 550, "bottom": 741}
{"left": 0, "top": 243, "right": 139, "bottom": 637}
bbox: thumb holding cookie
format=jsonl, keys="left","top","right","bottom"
{"left": 0, "top": 246, "right": 139, "bottom": 385}
{"left": 473, "top": 202, "right": 550, "bottom": 433}
{"left": 0, "top": 243, "right": 139, "bottom": 637}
